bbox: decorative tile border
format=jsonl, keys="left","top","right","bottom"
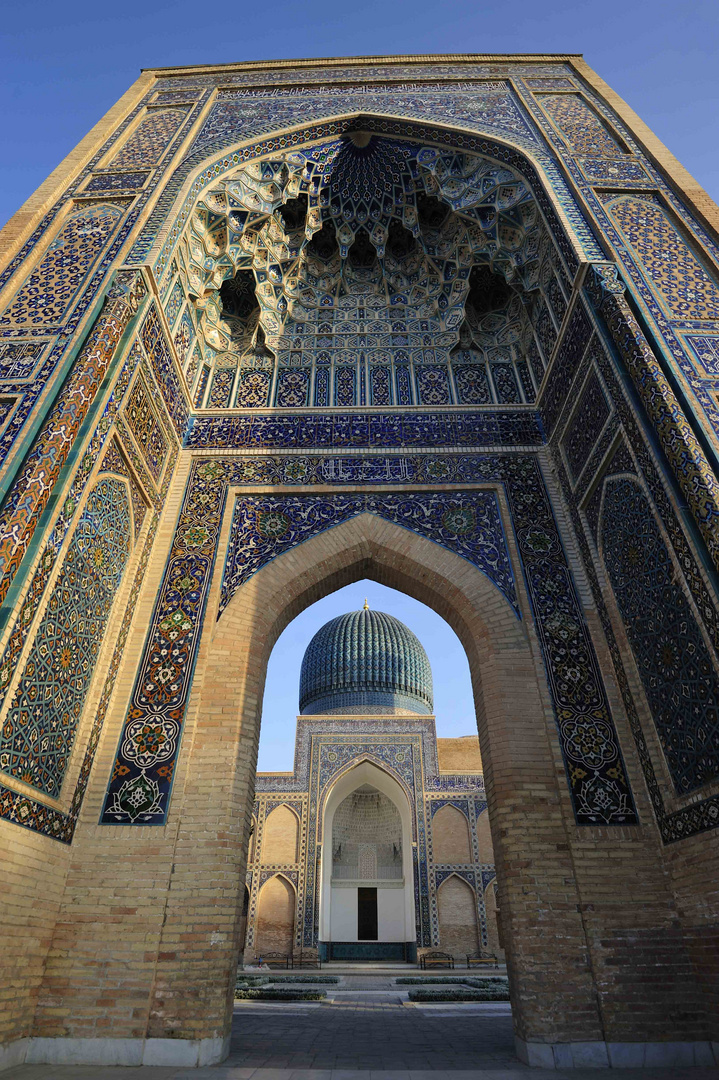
{"left": 100, "top": 452, "right": 637, "bottom": 829}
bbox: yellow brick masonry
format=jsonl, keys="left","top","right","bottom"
{"left": 16, "top": 482, "right": 694, "bottom": 1051}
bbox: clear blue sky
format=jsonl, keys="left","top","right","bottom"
{"left": 1, "top": 0, "right": 718, "bottom": 228}
{"left": 258, "top": 581, "right": 473, "bottom": 772}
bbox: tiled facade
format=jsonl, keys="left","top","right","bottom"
{"left": 0, "top": 52, "right": 717, "bottom": 1070}
{"left": 245, "top": 717, "right": 498, "bottom": 958}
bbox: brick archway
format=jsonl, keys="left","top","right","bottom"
{"left": 138, "top": 511, "right": 601, "bottom": 1062}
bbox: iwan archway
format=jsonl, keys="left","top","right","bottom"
{"left": 0, "top": 54, "right": 718, "bottom": 1073}
{"left": 319, "top": 760, "right": 415, "bottom": 961}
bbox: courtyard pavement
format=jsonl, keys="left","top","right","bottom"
{"left": 4, "top": 1000, "right": 718, "bottom": 1080}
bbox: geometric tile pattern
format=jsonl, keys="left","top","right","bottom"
{"left": 0, "top": 342, "right": 48, "bottom": 380}
{"left": 0, "top": 397, "right": 17, "bottom": 431}
{"left": 684, "top": 335, "right": 719, "bottom": 375}
{"left": 0, "top": 509, "right": 159, "bottom": 842}
{"left": 124, "top": 373, "right": 170, "bottom": 483}
{"left": 84, "top": 172, "right": 150, "bottom": 193}
{"left": 606, "top": 195, "right": 719, "bottom": 321}
{"left": 577, "top": 157, "right": 649, "bottom": 184}
{"left": 562, "top": 372, "right": 611, "bottom": 482}
{"left": 538, "top": 93, "right": 624, "bottom": 157}
{"left": 540, "top": 302, "right": 593, "bottom": 436}
{"left": 110, "top": 109, "right": 187, "bottom": 169}
{"left": 186, "top": 409, "right": 544, "bottom": 450}
{"left": 163, "top": 280, "right": 184, "bottom": 329}
{"left": 220, "top": 491, "right": 518, "bottom": 618}
{"left": 0, "top": 342, "right": 143, "bottom": 729}
{"left": 100, "top": 452, "right": 636, "bottom": 828}
{"left": 0, "top": 203, "right": 125, "bottom": 327}
{"left": 99, "top": 440, "right": 148, "bottom": 540}
{"left": 0, "top": 478, "right": 131, "bottom": 797}
{"left": 558, "top": 318, "right": 719, "bottom": 842}
{"left": 0, "top": 271, "right": 146, "bottom": 609}
{"left": 585, "top": 264, "right": 719, "bottom": 574}
{"left": 139, "top": 304, "right": 190, "bottom": 438}
{"left": 601, "top": 477, "right": 719, "bottom": 795}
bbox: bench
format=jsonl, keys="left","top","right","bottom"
{"left": 293, "top": 951, "right": 322, "bottom": 969}
{"left": 467, "top": 953, "right": 499, "bottom": 969}
{"left": 419, "top": 951, "right": 455, "bottom": 969}
{"left": 256, "top": 951, "right": 292, "bottom": 969}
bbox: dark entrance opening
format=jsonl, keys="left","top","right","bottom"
{"left": 357, "top": 887, "right": 378, "bottom": 940}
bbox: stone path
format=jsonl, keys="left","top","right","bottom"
{"left": 5, "top": 1002, "right": 719, "bottom": 1080}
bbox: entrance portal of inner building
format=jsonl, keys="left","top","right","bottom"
{"left": 322, "top": 766, "right": 416, "bottom": 962}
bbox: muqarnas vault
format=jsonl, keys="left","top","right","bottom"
{"left": 0, "top": 53, "right": 718, "bottom": 1071}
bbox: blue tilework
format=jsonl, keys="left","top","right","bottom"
{"left": 186, "top": 410, "right": 544, "bottom": 449}
{"left": 221, "top": 491, "right": 518, "bottom": 619}
{"left": 100, "top": 452, "right": 636, "bottom": 829}
{"left": 601, "top": 478, "right": 719, "bottom": 796}
{"left": 0, "top": 479, "right": 131, "bottom": 797}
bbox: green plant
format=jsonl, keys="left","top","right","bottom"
{"left": 235, "top": 987, "right": 327, "bottom": 1001}
{"left": 396, "top": 976, "right": 508, "bottom": 986}
{"left": 235, "top": 975, "right": 270, "bottom": 987}
{"left": 466, "top": 977, "right": 509, "bottom": 989}
{"left": 270, "top": 975, "right": 339, "bottom": 984}
{"left": 408, "top": 986, "right": 510, "bottom": 1002}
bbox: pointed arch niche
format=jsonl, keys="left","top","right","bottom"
{"left": 432, "top": 804, "right": 472, "bottom": 864}
{"left": 262, "top": 804, "right": 299, "bottom": 864}
{"left": 319, "top": 760, "right": 415, "bottom": 957}
{"left": 254, "top": 874, "right": 296, "bottom": 957}
{"left": 437, "top": 874, "right": 480, "bottom": 957}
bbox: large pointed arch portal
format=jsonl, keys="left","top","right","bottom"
{"left": 1, "top": 55, "right": 718, "bottom": 1072}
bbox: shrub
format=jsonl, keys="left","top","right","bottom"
{"left": 235, "top": 975, "right": 270, "bottom": 987}
{"left": 408, "top": 986, "right": 510, "bottom": 1002}
{"left": 396, "top": 976, "right": 508, "bottom": 986}
{"left": 235, "top": 987, "right": 326, "bottom": 1001}
{"left": 270, "top": 975, "right": 339, "bottom": 984}
{"left": 466, "top": 977, "right": 509, "bottom": 989}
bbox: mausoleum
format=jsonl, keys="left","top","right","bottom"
{"left": 243, "top": 604, "right": 500, "bottom": 963}
{"left": 0, "top": 51, "right": 717, "bottom": 1071}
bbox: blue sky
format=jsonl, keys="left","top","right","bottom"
{"left": 1, "top": 0, "right": 718, "bottom": 227}
{"left": 257, "top": 581, "right": 474, "bottom": 772}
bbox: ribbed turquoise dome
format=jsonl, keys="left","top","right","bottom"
{"left": 299, "top": 607, "right": 433, "bottom": 715}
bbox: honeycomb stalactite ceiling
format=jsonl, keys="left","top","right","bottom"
{"left": 171, "top": 133, "right": 565, "bottom": 409}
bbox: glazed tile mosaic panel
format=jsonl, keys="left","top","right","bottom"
{"left": 0, "top": 54, "right": 717, "bottom": 856}
{"left": 99, "top": 454, "right": 637, "bottom": 829}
